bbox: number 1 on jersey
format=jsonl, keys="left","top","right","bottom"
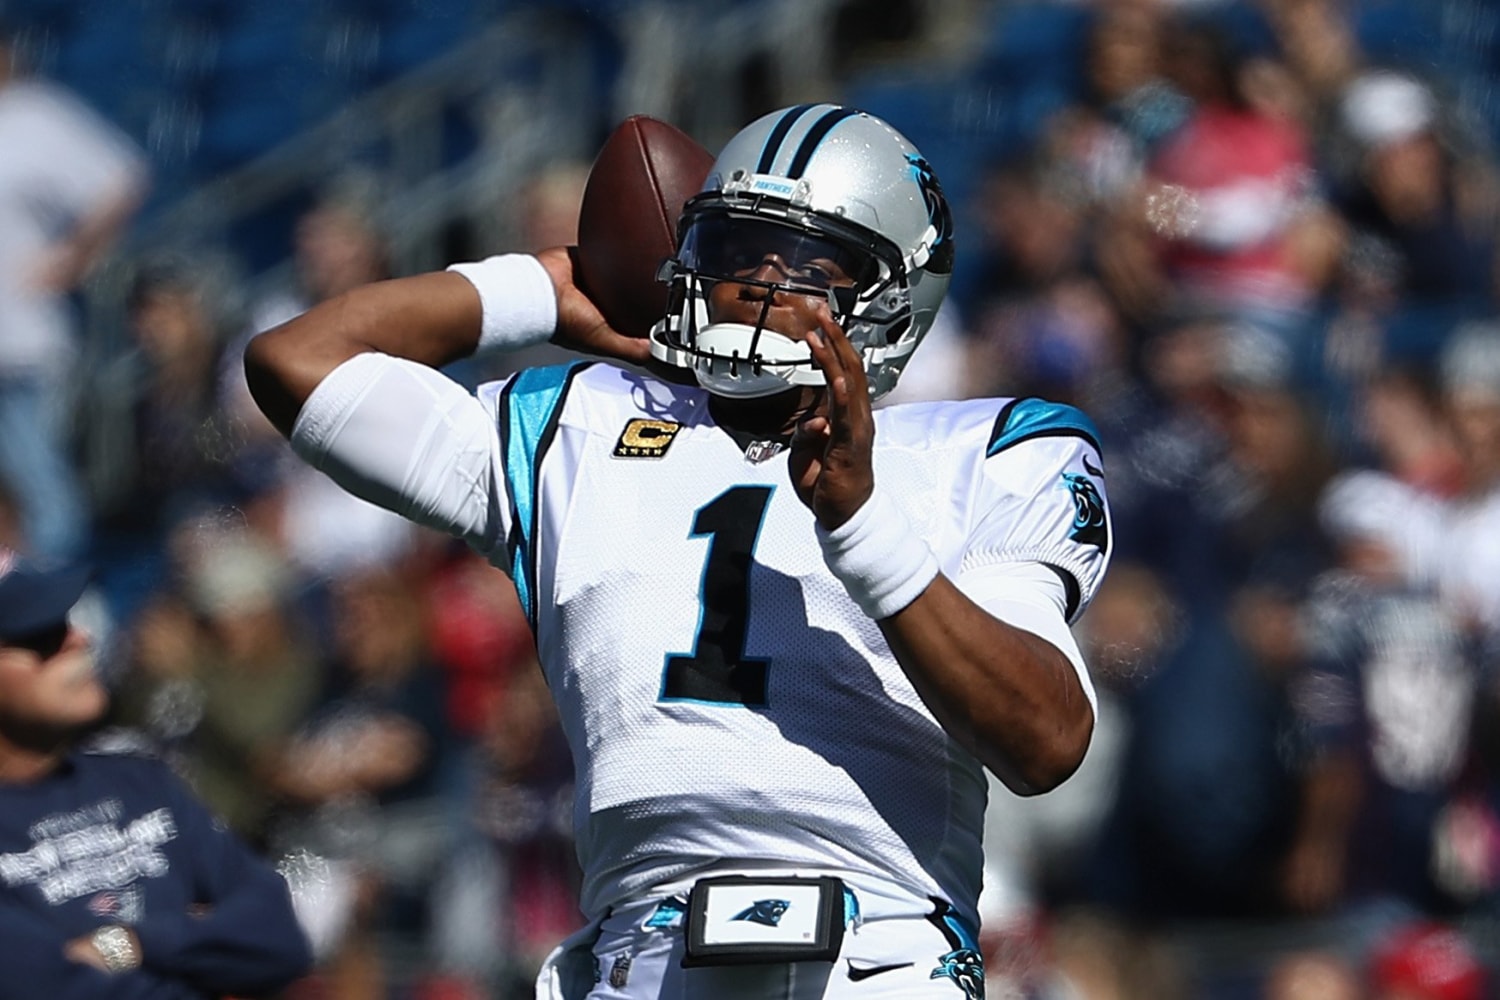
{"left": 661, "top": 486, "right": 773, "bottom": 706}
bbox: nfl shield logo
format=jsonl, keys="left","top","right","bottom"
{"left": 608, "top": 954, "right": 632, "bottom": 988}
{"left": 744, "top": 440, "right": 785, "bottom": 464}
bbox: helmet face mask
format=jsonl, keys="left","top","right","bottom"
{"left": 649, "top": 104, "right": 954, "bottom": 400}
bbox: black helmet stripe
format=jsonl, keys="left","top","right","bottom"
{"left": 756, "top": 103, "right": 817, "bottom": 174}
{"left": 786, "top": 107, "right": 859, "bottom": 179}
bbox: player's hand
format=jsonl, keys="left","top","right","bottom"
{"left": 535, "top": 246, "right": 652, "bottom": 366}
{"left": 788, "top": 305, "right": 874, "bottom": 530}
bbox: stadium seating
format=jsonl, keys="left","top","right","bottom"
{"left": 2, "top": 0, "right": 1494, "bottom": 273}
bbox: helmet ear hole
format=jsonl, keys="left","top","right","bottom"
{"left": 927, "top": 239, "right": 956, "bottom": 276}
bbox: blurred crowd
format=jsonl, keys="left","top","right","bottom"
{"left": 2, "top": 0, "right": 1500, "bottom": 998}
{"left": 926, "top": 3, "right": 1500, "bottom": 999}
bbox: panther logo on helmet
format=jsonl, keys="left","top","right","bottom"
{"left": 907, "top": 153, "right": 953, "bottom": 259}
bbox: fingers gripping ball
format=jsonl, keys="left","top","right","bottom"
{"left": 576, "top": 115, "right": 714, "bottom": 338}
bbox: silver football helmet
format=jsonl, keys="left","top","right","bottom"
{"left": 649, "top": 104, "right": 955, "bottom": 399}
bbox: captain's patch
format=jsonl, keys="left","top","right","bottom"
{"left": 613, "top": 419, "right": 682, "bottom": 458}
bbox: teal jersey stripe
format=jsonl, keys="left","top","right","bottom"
{"left": 941, "top": 910, "right": 980, "bottom": 953}
{"left": 497, "top": 362, "right": 589, "bottom": 626}
{"left": 925, "top": 898, "right": 980, "bottom": 953}
{"left": 986, "top": 397, "right": 1102, "bottom": 458}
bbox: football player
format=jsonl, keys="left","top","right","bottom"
{"left": 245, "top": 104, "right": 1111, "bottom": 999}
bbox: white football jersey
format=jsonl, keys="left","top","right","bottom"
{"left": 294, "top": 359, "right": 1111, "bottom": 928}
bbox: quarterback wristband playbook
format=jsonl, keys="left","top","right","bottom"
{"left": 446, "top": 253, "right": 557, "bottom": 354}
{"left": 817, "top": 489, "right": 940, "bottom": 620}
{"left": 683, "top": 875, "right": 848, "bottom": 967}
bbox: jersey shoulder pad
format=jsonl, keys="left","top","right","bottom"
{"left": 986, "top": 397, "right": 1102, "bottom": 460}
{"left": 873, "top": 397, "right": 1012, "bottom": 455}
{"left": 973, "top": 397, "right": 1110, "bottom": 621}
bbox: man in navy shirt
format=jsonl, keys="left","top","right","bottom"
{"left": 0, "top": 551, "right": 313, "bottom": 998}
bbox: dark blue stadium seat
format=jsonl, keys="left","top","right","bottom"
{"left": 50, "top": 3, "right": 174, "bottom": 135}
{"left": 369, "top": 0, "right": 483, "bottom": 80}
{"left": 194, "top": 98, "right": 296, "bottom": 173}
{"left": 197, "top": 59, "right": 352, "bottom": 173}
{"left": 2, "top": 0, "right": 76, "bottom": 30}
{"left": 150, "top": 11, "right": 219, "bottom": 88}
{"left": 523, "top": 0, "right": 640, "bottom": 16}
{"left": 1353, "top": 0, "right": 1441, "bottom": 69}
{"left": 311, "top": 10, "right": 381, "bottom": 88}
{"left": 189, "top": 2, "right": 368, "bottom": 167}
{"left": 215, "top": 3, "right": 314, "bottom": 73}
{"left": 976, "top": 2, "right": 1092, "bottom": 95}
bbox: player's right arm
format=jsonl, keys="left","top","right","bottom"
{"left": 244, "top": 247, "right": 647, "bottom": 436}
{"left": 244, "top": 267, "right": 511, "bottom": 552}
{"left": 243, "top": 269, "right": 483, "bottom": 437}
{"left": 244, "top": 249, "right": 650, "bottom": 552}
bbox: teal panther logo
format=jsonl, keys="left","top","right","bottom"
{"left": 1060, "top": 470, "right": 1108, "bottom": 550}
{"left": 906, "top": 153, "right": 954, "bottom": 271}
{"left": 931, "top": 947, "right": 984, "bottom": 999}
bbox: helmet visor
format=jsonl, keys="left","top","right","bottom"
{"left": 678, "top": 215, "right": 879, "bottom": 294}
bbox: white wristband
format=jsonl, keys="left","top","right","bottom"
{"left": 817, "top": 489, "right": 940, "bottom": 620}
{"left": 446, "top": 253, "right": 557, "bottom": 354}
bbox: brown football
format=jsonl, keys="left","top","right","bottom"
{"left": 576, "top": 115, "right": 715, "bottom": 338}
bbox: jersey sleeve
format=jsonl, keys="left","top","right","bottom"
{"left": 959, "top": 398, "right": 1112, "bottom": 624}
{"left": 290, "top": 352, "right": 516, "bottom": 560}
{"left": 290, "top": 354, "right": 592, "bottom": 621}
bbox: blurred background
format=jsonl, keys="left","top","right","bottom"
{"left": 0, "top": 0, "right": 1498, "bottom": 997}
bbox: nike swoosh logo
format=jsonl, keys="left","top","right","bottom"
{"left": 1083, "top": 455, "right": 1104, "bottom": 477}
{"left": 846, "top": 961, "right": 914, "bottom": 982}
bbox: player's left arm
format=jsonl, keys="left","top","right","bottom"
{"left": 791, "top": 307, "right": 1101, "bottom": 795}
{"left": 882, "top": 570, "right": 1096, "bottom": 797}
